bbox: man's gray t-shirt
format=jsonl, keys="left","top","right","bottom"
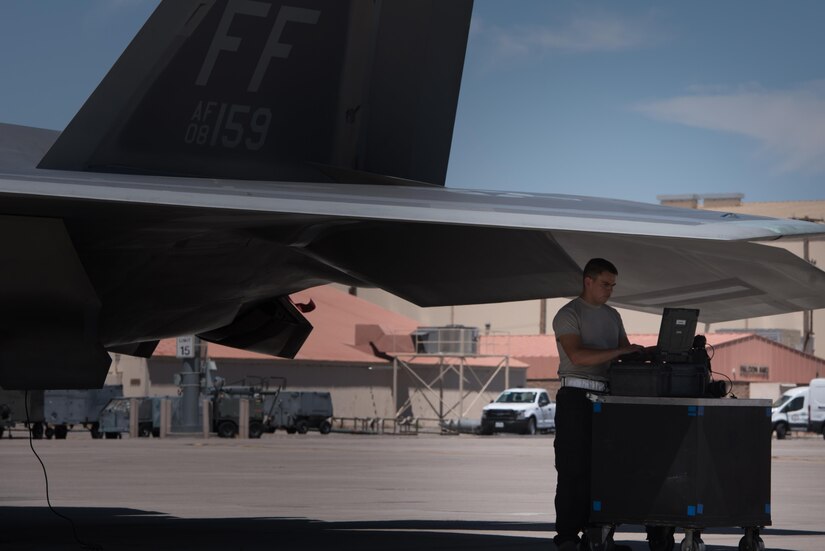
{"left": 553, "top": 297, "right": 627, "bottom": 382}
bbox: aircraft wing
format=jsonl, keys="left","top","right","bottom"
{"left": 2, "top": 0, "right": 825, "bottom": 389}
{"left": 4, "top": 152, "right": 825, "bottom": 320}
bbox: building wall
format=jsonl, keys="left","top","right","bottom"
{"left": 104, "top": 354, "right": 150, "bottom": 397}
{"left": 749, "top": 382, "right": 800, "bottom": 402}
{"left": 709, "top": 338, "right": 825, "bottom": 385}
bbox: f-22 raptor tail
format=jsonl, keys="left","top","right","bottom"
{"left": 39, "top": 0, "right": 473, "bottom": 186}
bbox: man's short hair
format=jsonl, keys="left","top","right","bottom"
{"left": 583, "top": 258, "right": 618, "bottom": 280}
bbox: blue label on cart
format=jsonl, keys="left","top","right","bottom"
{"left": 697, "top": 504, "right": 704, "bottom": 514}
{"left": 765, "top": 503, "right": 771, "bottom": 514}
{"left": 593, "top": 501, "right": 602, "bottom": 512}
{"left": 593, "top": 403, "right": 602, "bottom": 413}
{"left": 766, "top": 407, "right": 772, "bottom": 417}
{"left": 686, "top": 406, "right": 705, "bottom": 417}
{"left": 687, "top": 505, "right": 696, "bottom": 516}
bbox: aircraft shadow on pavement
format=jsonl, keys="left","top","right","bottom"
{"left": 0, "top": 507, "right": 819, "bottom": 550}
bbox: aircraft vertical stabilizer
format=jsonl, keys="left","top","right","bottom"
{"left": 38, "top": 0, "right": 473, "bottom": 186}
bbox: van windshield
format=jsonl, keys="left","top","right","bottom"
{"left": 773, "top": 394, "right": 793, "bottom": 408}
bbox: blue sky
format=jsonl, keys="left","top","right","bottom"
{"left": 1, "top": 1, "right": 824, "bottom": 203}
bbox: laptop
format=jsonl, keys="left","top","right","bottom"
{"left": 621, "top": 307, "right": 700, "bottom": 362}
{"left": 657, "top": 307, "right": 700, "bottom": 357}
{"left": 611, "top": 307, "right": 706, "bottom": 396}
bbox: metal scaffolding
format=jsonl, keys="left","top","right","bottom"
{"left": 391, "top": 353, "right": 510, "bottom": 423}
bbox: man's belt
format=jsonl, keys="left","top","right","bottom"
{"left": 561, "top": 376, "right": 607, "bottom": 393}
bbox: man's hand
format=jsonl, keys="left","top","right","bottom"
{"left": 620, "top": 343, "right": 645, "bottom": 355}
{"left": 558, "top": 335, "right": 643, "bottom": 367}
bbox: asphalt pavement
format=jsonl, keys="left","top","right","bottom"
{"left": 1, "top": 430, "right": 823, "bottom": 550}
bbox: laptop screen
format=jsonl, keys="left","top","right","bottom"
{"left": 657, "top": 308, "right": 699, "bottom": 354}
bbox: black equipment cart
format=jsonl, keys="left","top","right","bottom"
{"left": 587, "top": 395, "right": 771, "bottom": 551}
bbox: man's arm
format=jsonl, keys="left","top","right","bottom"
{"left": 557, "top": 334, "right": 643, "bottom": 368}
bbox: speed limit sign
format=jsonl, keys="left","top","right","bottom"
{"left": 176, "top": 336, "right": 196, "bottom": 359}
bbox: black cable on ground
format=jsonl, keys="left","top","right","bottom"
{"left": 24, "top": 390, "right": 102, "bottom": 551}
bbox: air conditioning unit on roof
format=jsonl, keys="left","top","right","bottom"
{"left": 411, "top": 325, "right": 479, "bottom": 355}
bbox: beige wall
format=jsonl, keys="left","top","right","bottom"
{"left": 104, "top": 354, "right": 150, "bottom": 397}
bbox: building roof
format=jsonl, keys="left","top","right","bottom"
{"left": 699, "top": 199, "right": 825, "bottom": 223}
{"left": 152, "top": 286, "right": 824, "bottom": 381}
{"left": 155, "top": 285, "right": 420, "bottom": 363}
{"left": 153, "top": 286, "right": 527, "bottom": 367}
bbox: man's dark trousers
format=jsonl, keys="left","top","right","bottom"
{"left": 553, "top": 386, "right": 593, "bottom": 546}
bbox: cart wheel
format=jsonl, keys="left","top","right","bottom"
{"left": 32, "top": 422, "right": 44, "bottom": 440}
{"left": 54, "top": 425, "right": 68, "bottom": 439}
{"left": 90, "top": 423, "right": 103, "bottom": 439}
{"left": 295, "top": 420, "right": 309, "bottom": 434}
{"left": 737, "top": 537, "right": 765, "bottom": 551}
{"left": 679, "top": 538, "right": 705, "bottom": 551}
{"left": 738, "top": 527, "right": 765, "bottom": 551}
{"left": 647, "top": 526, "right": 675, "bottom": 551}
{"left": 138, "top": 423, "right": 152, "bottom": 437}
{"left": 583, "top": 524, "right": 615, "bottom": 550}
{"left": 680, "top": 529, "right": 705, "bottom": 551}
{"left": 45, "top": 427, "right": 54, "bottom": 439}
{"left": 319, "top": 420, "right": 332, "bottom": 435}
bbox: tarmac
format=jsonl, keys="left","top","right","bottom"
{"left": 1, "top": 430, "right": 824, "bottom": 550}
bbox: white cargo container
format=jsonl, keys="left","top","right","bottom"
{"left": 808, "top": 378, "right": 825, "bottom": 439}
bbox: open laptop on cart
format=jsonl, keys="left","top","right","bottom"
{"left": 619, "top": 307, "right": 699, "bottom": 363}
{"left": 609, "top": 307, "right": 706, "bottom": 397}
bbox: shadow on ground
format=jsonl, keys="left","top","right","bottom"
{"left": 0, "top": 507, "right": 818, "bottom": 550}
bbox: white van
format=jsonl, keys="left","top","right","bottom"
{"left": 771, "top": 386, "right": 809, "bottom": 439}
{"left": 808, "top": 378, "right": 825, "bottom": 439}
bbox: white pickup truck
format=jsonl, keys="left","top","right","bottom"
{"left": 480, "top": 388, "right": 555, "bottom": 435}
